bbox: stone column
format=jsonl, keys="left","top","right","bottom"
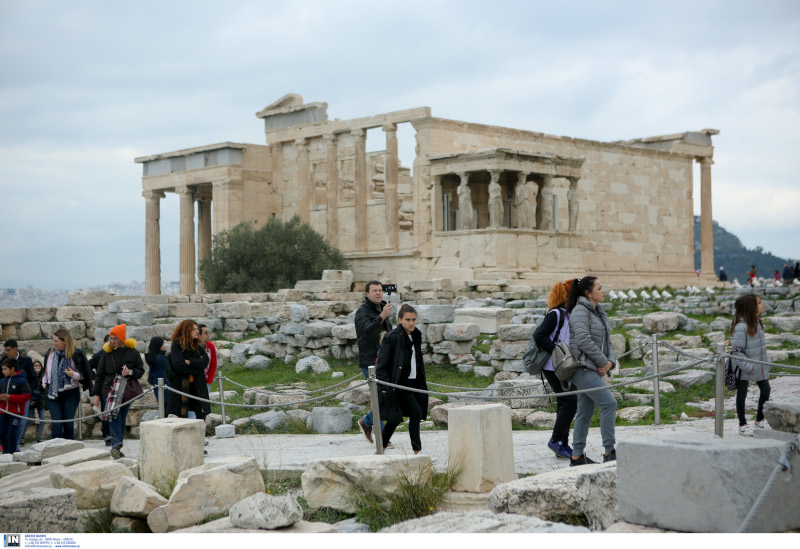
{"left": 699, "top": 156, "right": 715, "bottom": 276}
{"left": 383, "top": 123, "right": 399, "bottom": 250}
{"left": 536, "top": 175, "right": 553, "bottom": 230}
{"left": 324, "top": 133, "right": 339, "bottom": 246}
{"left": 196, "top": 195, "right": 212, "bottom": 294}
{"left": 295, "top": 138, "right": 310, "bottom": 223}
{"left": 567, "top": 177, "right": 579, "bottom": 232}
{"left": 271, "top": 141, "right": 283, "bottom": 193}
{"left": 211, "top": 179, "right": 244, "bottom": 236}
{"left": 457, "top": 172, "right": 474, "bottom": 230}
{"left": 352, "top": 129, "right": 368, "bottom": 250}
{"left": 143, "top": 190, "right": 165, "bottom": 295}
{"left": 488, "top": 170, "right": 503, "bottom": 229}
{"left": 177, "top": 186, "right": 196, "bottom": 295}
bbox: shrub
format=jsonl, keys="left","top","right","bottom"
{"left": 351, "top": 462, "right": 463, "bottom": 532}
{"left": 198, "top": 216, "right": 349, "bottom": 293}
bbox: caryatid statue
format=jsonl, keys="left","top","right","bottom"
{"left": 568, "top": 177, "right": 579, "bottom": 232}
{"left": 457, "top": 173, "right": 474, "bottom": 230}
{"left": 536, "top": 175, "right": 553, "bottom": 230}
{"left": 488, "top": 170, "right": 504, "bottom": 228}
{"left": 514, "top": 172, "right": 532, "bottom": 228}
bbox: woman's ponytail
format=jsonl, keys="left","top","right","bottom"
{"left": 565, "top": 278, "right": 581, "bottom": 312}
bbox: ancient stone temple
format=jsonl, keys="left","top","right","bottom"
{"left": 137, "top": 93, "right": 718, "bottom": 294}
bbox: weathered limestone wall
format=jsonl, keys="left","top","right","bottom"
{"left": 410, "top": 118, "right": 696, "bottom": 286}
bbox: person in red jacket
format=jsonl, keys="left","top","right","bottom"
{"left": 0, "top": 358, "right": 32, "bottom": 454}
{"left": 199, "top": 324, "right": 217, "bottom": 392}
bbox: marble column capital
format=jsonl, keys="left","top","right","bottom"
{"left": 350, "top": 128, "right": 366, "bottom": 139}
{"left": 142, "top": 190, "right": 166, "bottom": 201}
{"left": 175, "top": 186, "right": 194, "bottom": 197}
{"left": 323, "top": 133, "right": 337, "bottom": 145}
{"left": 382, "top": 122, "right": 397, "bottom": 133}
{"left": 699, "top": 156, "right": 714, "bottom": 167}
{"left": 457, "top": 172, "right": 470, "bottom": 184}
{"left": 488, "top": 169, "right": 502, "bottom": 182}
{"left": 294, "top": 137, "right": 308, "bottom": 147}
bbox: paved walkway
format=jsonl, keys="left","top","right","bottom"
{"left": 81, "top": 417, "right": 747, "bottom": 476}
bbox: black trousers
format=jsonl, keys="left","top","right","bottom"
{"left": 736, "top": 379, "right": 770, "bottom": 426}
{"left": 542, "top": 369, "right": 578, "bottom": 445}
{"left": 382, "top": 381, "right": 423, "bottom": 452}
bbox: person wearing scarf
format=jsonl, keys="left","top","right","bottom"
{"left": 41, "top": 329, "right": 90, "bottom": 440}
{"left": 92, "top": 324, "right": 144, "bottom": 459}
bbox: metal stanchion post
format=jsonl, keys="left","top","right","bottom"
{"left": 715, "top": 343, "right": 725, "bottom": 438}
{"left": 368, "top": 365, "right": 384, "bottom": 455}
{"left": 77, "top": 401, "right": 83, "bottom": 440}
{"left": 652, "top": 334, "right": 661, "bottom": 425}
{"left": 218, "top": 371, "right": 226, "bottom": 425}
{"left": 158, "top": 378, "right": 166, "bottom": 419}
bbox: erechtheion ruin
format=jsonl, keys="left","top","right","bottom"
{"left": 136, "top": 93, "right": 719, "bottom": 294}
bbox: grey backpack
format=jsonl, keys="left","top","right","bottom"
{"left": 523, "top": 309, "right": 566, "bottom": 375}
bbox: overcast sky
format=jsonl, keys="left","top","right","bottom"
{"left": 1, "top": 0, "right": 798, "bottom": 290}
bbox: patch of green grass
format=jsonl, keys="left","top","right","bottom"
{"left": 264, "top": 476, "right": 302, "bottom": 496}
{"left": 152, "top": 471, "right": 179, "bottom": 500}
{"left": 305, "top": 507, "right": 353, "bottom": 523}
{"left": 351, "top": 462, "right": 463, "bottom": 532}
{"left": 473, "top": 334, "right": 498, "bottom": 354}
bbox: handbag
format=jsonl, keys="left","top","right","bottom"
{"left": 122, "top": 376, "right": 143, "bottom": 402}
{"left": 723, "top": 345, "right": 744, "bottom": 391}
{"left": 553, "top": 341, "right": 580, "bottom": 381}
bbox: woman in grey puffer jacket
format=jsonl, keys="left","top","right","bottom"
{"left": 566, "top": 276, "right": 617, "bottom": 466}
{"left": 730, "top": 294, "right": 771, "bottom": 435}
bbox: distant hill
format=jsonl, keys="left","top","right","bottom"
{"left": 694, "top": 216, "right": 795, "bottom": 282}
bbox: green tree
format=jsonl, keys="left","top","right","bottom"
{"left": 198, "top": 216, "right": 349, "bottom": 293}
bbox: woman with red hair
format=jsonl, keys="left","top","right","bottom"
{"left": 532, "top": 279, "right": 577, "bottom": 459}
{"left": 166, "top": 320, "right": 210, "bottom": 420}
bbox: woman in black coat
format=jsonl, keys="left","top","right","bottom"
{"left": 376, "top": 304, "right": 428, "bottom": 454}
{"left": 166, "top": 320, "right": 210, "bottom": 420}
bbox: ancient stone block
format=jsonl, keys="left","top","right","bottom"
{"left": 50, "top": 460, "right": 134, "bottom": 509}
{"left": 331, "top": 323, "right": 356, "bottom": 340}
{"left": 41, "top": 448, "right": 110, "bottom": 467}
{"left": 301, "top": 455, "right": 431, "bottom": 513}
{"left": 382, "top": 510, "right": 588, "bottom": 533}
{"left": 0, "top": 487, "right": 78, "bottom": 533}
{"left": 305, "top": 321, "right": 336, "bottom": 338}
{"left": 26, "top": 307, "right": 57, "bottom": 322}
{"left": 167, "top": 303, "right": 207, "bottom": 318}
{"left": 295, "top": 355, "right": 329, "bottom": 374}
{"left": 39, "top": 321, "right": 85, "bottom": 340}
{"left": 762, "top": 399, "right": 800, "bottom": 433}
{"left": 19, "top": 322, "right": 42, "bottom": 340}
{"left": 415, "top": 304, "right": 456, "bottom": 324}
{"left": 482, "top": 379, "right": 548, "bottom": 409}
{"left": 249, "top": 410, "right": 287, "bottom": 430}
{"left": 641, "top": 312, "right": 680, "bottom": 333}
{"left": 310, "top": 407, "right": 352, "bottom": 434}
{"left": 110, "top": 476, "right": 168, "bottom": 518}
{"left": 55, "top": 306, "right": 96, "bottom": 322}
{"left": 138, "top": 417, "right": 205, "bottom": 487}
{"left": 0, "top": 308, "right": 26, "bottom": 324}
{"left": 108, "top": 299, "right": 145, "bottom": 313}
{"left": 118, "top": 311, "right": 155, "bottom": 326}
{"left": 443, "top": 323, "right": 481, "bottom": 341}
{"left": 497, "top": 324, "right": 535, "bottom": 341}
{"left": 454, "top": 307, "right": 513, "bottom": 334}
{"left": 229, "top": 492, "right": 304, "bottom": 530}
{"left": 13, "top": 439, "right": 85, "bottom": 464}
{"left": 245, "top": 355, "right": 272, "bottom": 370}
{"left": 206, "top": 302, "right": 250, "bottom": 319}
{"left": 147, "top": 457, "right": 266, "bottom": 533}
{"left": 617, "top": 433, "right": 800, "bottom": 532}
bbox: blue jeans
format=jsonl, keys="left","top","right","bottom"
{"left": 1, "top": 413, "right": 25, "bottom": 454}
{"left": 360, "top": 368, "right": 385, "bottom": 429}
{"left": 28, "top": 405, "right": 46, "bottom": 442}
{"left": 16, "top": 401, "right": 30, "bottom": 445}
{"left": 45, "top": 387, "right": 81, "bottom": 440}
{"left": 570, "top": 367, "right": 617, "bottom": 457}
{"left": 108, "top": 404, "right": 130, "bottom": 449}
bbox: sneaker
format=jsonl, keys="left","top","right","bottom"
{"left": 358, "top": 418, "right": 374, "bottom": 443}
{"left": 110, "top": 447, "right": 124, "bottom": 460}
{"left": 603, "top": 449, "right": 616, "bottom": 463}
{"left": 204, "top": 439, "right": 209, "bottom": 446}
{"left": 104, "top": 437, "right": 113, "bottom": 447}
{"left": 570, "top": 454, "right": 597, "bottom": 467}
{"left": 385, "top": 442, "right": 394, "bottom": 449}
{"left": 547, "top": 440, "right": 571, "bottom": 459}
{"left": 739, "top": 424, "right": 753, "bottom": 436}
{"left": 19, "top": 440, "right": 25, "bottom": 447}
{"left": 754, "top": 420, "right": 766, "bottom": 429}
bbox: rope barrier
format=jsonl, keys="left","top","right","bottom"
{"left": 163, "top": 380, "right": 367, "bottom": 409}
{"left": 0, "top": 389, "right": 155, "bottom": 423}
{"left": 720, "top": 353, "right": 800, "bottom": 371}
{"left": 221, "top": 372, "right": 362, "bottom": 395}
{"left": 738, "top": 433, "right": 800, "bottom": 533}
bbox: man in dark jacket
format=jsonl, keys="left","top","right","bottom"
{"left": 354, "top": 281, "right": 393, "bottom": 443}
{"left": 3, "top": 340, "right": 35, "bottom": 447}
{"left": 88, "top": 336, "right": 111, "bottom": 445}
{"left": 782, "top": 263, "right": 793, "bottom": 283}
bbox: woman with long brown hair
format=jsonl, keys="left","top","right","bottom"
{"left": 41, "top": 329, "right": 91, "bottom": 440}
{"left": 730, "top": 294, "right": 771, "bottom": 435}
{"left": 166, "top": 320, "right": 210, "bottom": 420}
